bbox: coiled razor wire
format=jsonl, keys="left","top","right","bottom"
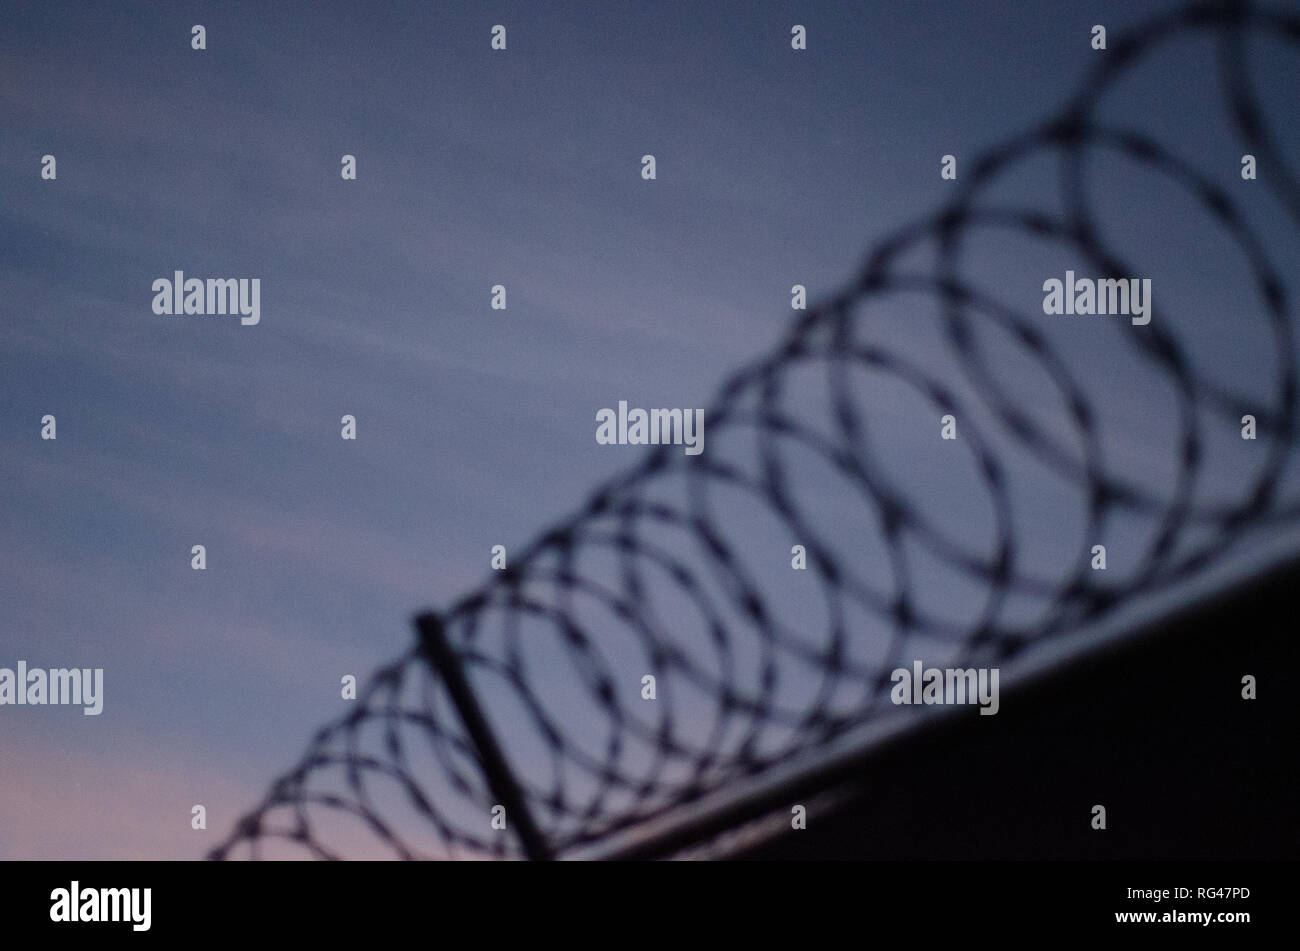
{"left": 212, "top": 0, "right": 1300, "bottom": 860}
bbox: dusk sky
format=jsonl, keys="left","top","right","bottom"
{"left": 3, "top": 0, "right": 1298, "bottom": 859}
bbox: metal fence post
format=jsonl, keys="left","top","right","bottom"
{"left": 415, "top": 611, "right": 554, "bottom": 861}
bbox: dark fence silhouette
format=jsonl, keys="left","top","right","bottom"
{"left": 211, "top": 0, "right": 1300, "bottom": 861}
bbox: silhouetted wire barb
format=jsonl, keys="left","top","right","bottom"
{"left": 211, "top": 0, "right": 1300, "bottom": 860}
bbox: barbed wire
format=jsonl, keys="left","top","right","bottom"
{"left": 211, "top": 0, "right": 1300, "bottom": 860}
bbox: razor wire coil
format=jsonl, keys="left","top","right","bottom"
{"left": 211, "top": 0, "right": 1300, "bottom": 861}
